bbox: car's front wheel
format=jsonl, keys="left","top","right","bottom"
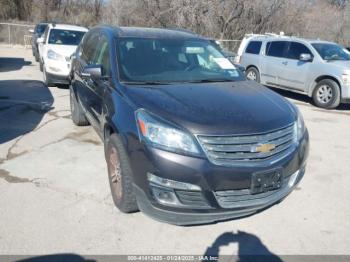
{"left": 39, "top": 60, "right": 43, "bottom": 72}
{"left": 106, "top": 133, "right": 138, "bottom": 213}
{"left": 246, "top": 67, "right": 260, "bottom": 83}
{"left": 43, "top": 66, "right": 52, "bottom": 87}
{"left": 70, "top": 86, "right": 89, "bottom": 126}
{"left": 312, "top": 79, "right": 340, "bottom": 109}
{"left": 34, "top": 52, "right": 39, "bottom": 62}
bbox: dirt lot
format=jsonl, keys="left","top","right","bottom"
{"left": 0, "top": 46, "right": 350, "bottom": 257}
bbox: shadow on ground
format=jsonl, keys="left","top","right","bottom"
{"left": 268, "top": 86, "right": 350, "bottom": 111}
{"left": 14, "top": 254, "right": 95, "bottom": 262}
{"left": 0, "top": 80, "right": 54, "bottom": 144}
{"left": 0, "top": 57, "right": 32, "bottom": 72}
{"left": 203, "top": 231, "right": 282, "bottom": 262}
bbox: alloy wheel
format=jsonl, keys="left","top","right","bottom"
{"left": 108, "top": 146, "right": 123, "bottom": 200}
{"left": 70, "top": 90, "right": 75, "bottom": 113}
{"left": 317, "top": 85, "right": 333, "bottom": 104}
{"left": 247, "top": 70, "right": 257, "bottom": 81}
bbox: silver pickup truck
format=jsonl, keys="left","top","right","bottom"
{"left": 236, "top": 34, "right": 350, "bottom": 109}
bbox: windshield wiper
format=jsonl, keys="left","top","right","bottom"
{"left": 186, "top": 79, "right": 234, "bottom": 83}
{"left": 121, "top": 81, "right": 171, "bottom": 85}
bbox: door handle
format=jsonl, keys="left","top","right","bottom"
{"left": 282, "top": 61, "right": 288, "bottom": 65}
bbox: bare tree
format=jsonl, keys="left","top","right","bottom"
{"left": 1, "top": 0, "right": 350, "bottom": 46}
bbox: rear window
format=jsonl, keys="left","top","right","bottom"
{"left": 35, "top": 24, "right": 47, "bottom": 35}
{"left": 266, "top": 41, "right": 288, "bottom": 58}
{"left": 245, "top": 41, "right": 262, "bottom": 54}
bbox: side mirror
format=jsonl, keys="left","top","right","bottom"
{"left": 299, "top": 53, "right": 313, "bottom": 62}
{"left": 81, "top": 64, "right": 102, "bottom": 79}
{"left": 29, "top": 29, "right": 34, "bottom": 34}
{"left": 70, "top": 53, "right": 76, "bottom": 61}
{"left": 37, "top": 37, "right": 44, "bottom": 44}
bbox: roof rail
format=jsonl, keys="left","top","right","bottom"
{"left": 167, "top": 27, "right": 197, "bottom": 35}
{"left": 244, "top": 32, "right": 290, "bottom": 39}
{"left": 48, "top": 21, "right": 87, "bottom": 29}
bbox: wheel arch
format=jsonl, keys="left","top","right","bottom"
{"left": 309, "top": 75, "right": 342, "bottom": 96}
{"left": 246, "top": 65, "right": 260, "bottom": 72}
{"left": 104, "top": 121, "right": 119, "bottom": 141}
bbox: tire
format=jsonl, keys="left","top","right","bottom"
{"left": 43, "top": 66, "right": 52, "bottom": 87}
{"left": 312, "top": 79, "right": 340, "bottom": 109}
{"left": 246, "top": 67, "right": 260, "bottom": 83}
{"left": 105, "top": 133, "right": 138, "bottom": 213}
{"left": 70, "top": 86, "right": 89, "bottom": 126}
{"left": 35, "top": 52, "right": 39, "bottom": 62}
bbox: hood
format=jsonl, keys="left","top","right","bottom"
{"left": 47, "top": 45, "right": 77, "bottom": 59}
{"left": 125, "top": 81, "right": 296, "bottom": 135}
{"left": 324, "top": 60, "right": 350, "bottom": 72}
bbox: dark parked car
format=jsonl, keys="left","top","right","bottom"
{"left": 70, "top": 26, "right": 309, "bottom": 225}
{"left": 29, "top": 23, "right": 48, "bottom": 62}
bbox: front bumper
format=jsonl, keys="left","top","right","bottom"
{"left": 46, "top": 72, "right": 70, "bottom": 85}
{"left": 128, "top": 130, "right": 309, "bottom": 225}
{"left": 135, "top": 168, "right": 304, "bottom": 225}
{"left": 44, "top": 58, "right": 71, "bottom": 81}
{"left": 341, "top": 84, "right": 350, "bottom": 103}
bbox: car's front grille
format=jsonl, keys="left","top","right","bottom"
{"left": 214, "top": 178, "right": 288, "bottom": 208}
{"left": 197, "top": 124, "right": 295, "bottom": 166}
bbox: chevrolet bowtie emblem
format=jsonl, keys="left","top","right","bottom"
{"left": 253, "top": 143, "right": 276, "bottom": 153}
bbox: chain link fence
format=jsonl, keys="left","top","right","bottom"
{"left": 0, "top": 22, "right": 242, "bottom": 54}
{"left": 0, "top": 22, "right": 34, "bottom": 48}
{"left": 216, "top": 39, "right": 241, "bottom": 54}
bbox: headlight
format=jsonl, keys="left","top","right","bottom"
{"left": 47, "top": 49, "right": 64, "bottom": 61}
{"left": 341, "top": 74, "right": 350, "bottom": 85}
{"left": 136, "top": 109, "right": 200, "bottom": 155}
{"left": 147, "top": 172, "right": 201, "bottom": 191}
{"left": 294, "top": 107, "right": 306, "bottom": 142}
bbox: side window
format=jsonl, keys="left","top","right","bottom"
{"left": 94, "top": 35, "right": 110, "bottom": 76}
{"left": 245, "top": 41, "right": 262, "bottom": 54}
{"left": 81, "top": 32, "right": 99, "bottom": 64}
{"left": 287, "top": 42, "right": 312, "bottom": 60}
{"left": 266, "top": 41, "right": 288, "bottom": 58}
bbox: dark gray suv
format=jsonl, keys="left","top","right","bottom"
{"left": 70, "top": 26, "right": 309, "bottom": 225}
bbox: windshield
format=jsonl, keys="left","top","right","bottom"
{"left": 116, "top": 38, "right": 244, "bottom": 83}
{"left": 48, "top": 29, "right": 85, "bottom": 46}
{"left": 312, "top": 43, "right": 350, "bottom": 61}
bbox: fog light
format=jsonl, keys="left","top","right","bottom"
{"left": 151, "top": 186, "right": 181, "bottom": 206}
{"left": 159, "top": 191, "right": 172, "bottom": 200}
{"left": 147, "top": 172, "right": 201, "bottom": 191}
{"left": 288, "top": 170, "right": 299, "bottom": 188}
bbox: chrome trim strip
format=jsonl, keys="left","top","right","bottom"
{"left": 195, "top": 123, "right": 296, "bottom": 167}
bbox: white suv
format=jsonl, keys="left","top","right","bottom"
{"left": 237, "top": 34, "right": 350, "bottom": 109}
{"left": 37, "top": 23, "right": 88, "bottom": 86}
